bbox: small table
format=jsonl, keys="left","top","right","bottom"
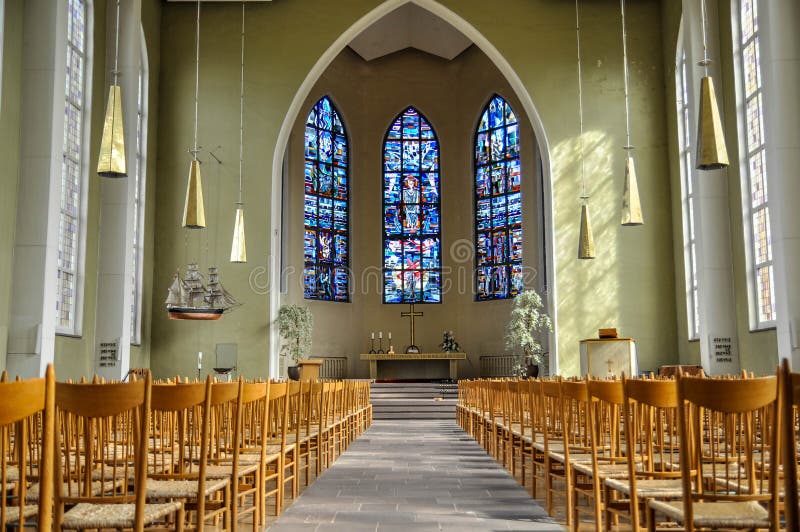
{"left": 360, "top": 352, "right": 466, "bottom": 380}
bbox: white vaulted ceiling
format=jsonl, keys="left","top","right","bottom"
{"left": 348, "top": 4, "right": 472, "bottom": 62}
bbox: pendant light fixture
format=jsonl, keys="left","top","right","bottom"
{"left": 97, "top": 0, "right": 126, "bottom": 177}
{"left": 230, "top": 3, "right": 247, "bottom": 263}
{"left": 619, "top": 0, "right": 643, "bottom": 226}
{"left": 182, "top": 0, "right": 206, "bottom": 228}
{"left": 695, "top": 0, "right": 729, "bottom": 170}
{"left": 575, "top": 0, "right": 596, "bottom": 260}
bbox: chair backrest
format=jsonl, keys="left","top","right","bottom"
{"left": 586, "top": 378, "right": 625, "bottom": 464}
{"left": 676, "top": 373, "right": 781, "bottom": 532}
{"left": 267, "top": 382, "right": 289, "bottom": 448}
{"left": 781, "top": 359, "right": 799, "bottom": 532}
{"left": 539, "top": 379, "right": 563, "bottom": 450}
{"left": 240, "top": 381, "right": 270, "bottom": 454}
{"left": 0, "top": 365, "right": 55, "bottom": 530}
{"left": 560, "top": 379, "right": 591, "bottom": 457}
{"left": 54, "top": 374, "right": 151, "bottom": 529}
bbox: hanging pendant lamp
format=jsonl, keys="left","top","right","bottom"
{"left": 575, "top": 0, "right": 595, "bottom": 259}
{"left": 619, "top": 0, "right": 643, "bottom": 225}
{"left": 230, "top": 4, "right": 247, "bottom": 263}
{"left": 695, "top": 0, "right": 729, "bottom": 170}
{"left": 182, "top": 0, "right": 206, "bottom": 228}
{"left": 97, "top": 0, "right": 126, "bottom": 177}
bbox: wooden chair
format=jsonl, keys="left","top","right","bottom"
{"left": 604, "top": 376, "right": 684, "bottom": 531}
{"left": 571, "top": 378, "right": 627, "bottom": 532}
{"left": 647, "top": 373, "right": 781, "bottom": 532}
{"left": 782, "top": 359, "right": 799, "bottom": 531}
{"left": 147, "top": 376, "right": 229, "bottom": 531}
{"left": 54, "top": 374, "right": 185, "bottom": 531}
{"left": 262, "top": 382, "right": 289, "bottom": 516}
{"left": 0, "top": 364, "right": 55, "bottom": 530}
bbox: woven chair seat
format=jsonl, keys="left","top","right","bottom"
{"left": 239, "top": 448, "right": 281, "bottom": 464}
{"left": 533, "top": 439, "right": 564, "bottom": 452}
{"left": 61, "top": 501, "right": 182, "bottom": 530}
{"left": 572, "top": 462, "right": 630, "bottom": 479}
{"left": 4, "top": 466, "right": 19, "bottom": 482}
{"left": 605, "top": 477, "right": 684, "bottom": 498}
{"left": 26, "top": 479, "right": 123, "bottom": 502}
{"left": 548, "top": 450, "right": 592, "bottom": 464}
{"left": 648, "top": 500, "right": 770, "bottom": 528}
{"left": 145, "top": 477, "right": 229, "bottom": 499}
{"left": 204, "top": 462, "right": 259, "bottom": 479}
{"left": 1, "top": 504, "right": 38, "bottom": 524}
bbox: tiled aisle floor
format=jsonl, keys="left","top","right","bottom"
{"left": 267, "top": 420, "right": 562, "bottom": 531}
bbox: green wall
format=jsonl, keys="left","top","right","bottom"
{"left": 150, "top": 0, "right": 678, "bottom": 378}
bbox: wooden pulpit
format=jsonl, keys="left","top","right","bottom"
{"left": 297, "top": 359, "right": 324, "bottom": 381}
{"left": 579, "top": 338, "right": 638, "bottom": 378}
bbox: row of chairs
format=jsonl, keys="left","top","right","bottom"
{"left": 0, "top": 367, "right": 372, "bottom": 530}
{"left": 457, "top": 360, "right": 800, "bottom": 532}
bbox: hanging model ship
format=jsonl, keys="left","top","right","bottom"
{"left": 165, "top": 264, "right": 239, "bottom": 320}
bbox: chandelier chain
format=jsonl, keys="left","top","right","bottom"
{"left": 112, "top": 0, "right": 120, "bottom": 84}
{"left": 192, "top": 0, "right": 201, "bottom": 158}
{"left": 238, "top": 3, "right": 245, "bottom": 207}
{"left": 575, "top": 0, "right": 587, "bottom": 200}
{"left": 621, "top": 0, "right": 633, "bottom": 150}
{"left": 699, "top": 0, "right": 710, "bottom": 75}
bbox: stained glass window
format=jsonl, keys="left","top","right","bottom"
{"left": 382, "top": 107, "right": 441, "bottom": 304}
{"left": 676, "top": 49, "right": 700, "bottom": 339}
{"left": 303, "top": 96, "right": 349, "bottom": 301}
{"left": 57, "top": 0, "right": 88, "bottom": 333}
{"left": 737, "top": 0, "right": 775, "bottom": 325}
{"left": 474, "top": 95, "right": 523, "bottom": 301}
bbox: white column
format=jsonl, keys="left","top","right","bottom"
{"left": 682, "top": 0, "right": 741, "bottom": 374}
{"left": 6, "top": 0, "right": 67, "bottom": 378}
{"left": 94, "top": 0, "right": 142, "bottom": 381}
{"left": 759, "top": 0, "right": 800, "bottom": 367}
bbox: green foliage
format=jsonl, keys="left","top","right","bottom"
{"left": 276, "top": 304, "right": 314, "bottom": 364}
{"left": 505, "top": 289, "right": 552, "bottom": 373}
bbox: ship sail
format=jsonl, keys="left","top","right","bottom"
{"left": 166, "top": 263, "right": 238, "bottom": 320}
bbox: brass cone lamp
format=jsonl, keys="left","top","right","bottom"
{"left": 575, "top": 0, "right": 596, "bottom": 260}
{"left": 230, "top": 206, "right": 247, "bottom": 262}
{"left": 696, "top": 76, "right": 729, "bottom": 170}
{"left": 578, "top": 202, "right": 596, "bottom": 260}
{"left": 621, "top": 155, "right": 643, "bottom": 225}
{"left": 619, "top": 0, "right": 643, "bottom": 226}
{"left": 230, "top": 4, "right": 248, "bottom": 262}
{"left": 182, "top": 159, "right": 206, "bottom": 228}
{"left": 695, "top": 0, "right": 729, "bottom": 170}
{"left": 97, "top": 1, "right": 126, "bottom": 177}
{"left": 182, "top": 0, "right": 206, "bottom": 229}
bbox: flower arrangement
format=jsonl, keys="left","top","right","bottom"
{"left": 504, "top": 289, "right": 552, "bottom": 377}
{"left": 276, "top": 304, "right": 314, "bottom": 364}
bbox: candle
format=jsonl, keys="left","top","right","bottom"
{"left": 197, "top": 351, "right": 203, "bottom": 370}
{"left": 388, "top": 331, "right": 392, "bottom": 340}
{"left": 371, "top": 332, "right": 375, "bottom": 339}
{"left": 379, "top": 331, "right": 383, "bottom": 339}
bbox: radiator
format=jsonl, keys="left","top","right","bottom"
{"left": 479, "top": 355, "right": 517, "bottom": 377}
{"left": 311, "top": 356, "right": 347, "bottom": 379}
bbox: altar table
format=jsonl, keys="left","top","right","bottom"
{"left": 360, "top": 352, "right": 466, "bottom": 380}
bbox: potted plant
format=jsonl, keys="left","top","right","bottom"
{"left": 505, "top": 289, "right": 552, "bottom": 378}
{"left": 276, "top": 304, "right": 314, "bottom": 381}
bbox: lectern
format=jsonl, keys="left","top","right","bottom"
{"left": 579, "top": 338, "right": 638, "bottom": 378}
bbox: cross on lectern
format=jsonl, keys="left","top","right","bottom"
{"left": 401, "top": 303, "right": 424, "bottom": 353}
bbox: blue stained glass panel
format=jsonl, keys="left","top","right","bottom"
{"left": 383, "top": 107, "right": 441, "bottom": 303}
{"left": 384, "top": 206, "right": 402, "bottom": 234}
{"left": 422, "top": 204, "right": 439, "bottom": 233}
{"left": 304, "top": 96, "right": 349, "bottom": 301}
{"left": 422, "top": 173, "right": 438, "bottom": 203}
{"left": 474, "top": 95, "right": 523, "bottom": 301}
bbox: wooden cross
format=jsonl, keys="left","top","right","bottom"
{"left": 401, "top": 303, "right": 424, "bottom": 353}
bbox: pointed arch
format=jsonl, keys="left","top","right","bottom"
{"left": 303, "top": 96, "right": 350, "bottom": 302}
{"left": 382, "top": 106, "right": 441, "bottom": 304}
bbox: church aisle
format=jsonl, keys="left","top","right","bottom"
{"left": 267, "top": 420, "right": 561, "bottom": 531}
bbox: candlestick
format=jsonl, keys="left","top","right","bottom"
{"left": 371, "top": 331, "right": 375, "bottom": 339}
{"left": 379, "top": 331, "right": 383, "bottom": 339}
{"left": 377, "top": 336, "right": 384, "bottom": 354}
{"left": 368, "top": 337, "right": 376, "bottom": 354}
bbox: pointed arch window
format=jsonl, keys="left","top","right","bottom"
{"left": 474, "top": 95, "right": 523, "bottom": 301}
{"left": 382, "top": 107, "right": 441, "bottom": 304}
{"left": 303, "top": 96, "right": 349, "bottom": 301}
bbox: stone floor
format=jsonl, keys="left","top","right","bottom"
{"left": 266, "top": 420, "right": 562, "bottom": 531}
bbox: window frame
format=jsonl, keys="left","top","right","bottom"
{"left": 676, "top": 45, "right": 701, "bottom": 341}
{"left": 302, "top": 95, "right": 351, "bottom": 302}
{"left": 381, "top": 106, "right": 442, "bottom": 305}
{"left": 56, "top": 0, "right": 92, "bottom": 337}
{"left": 731, "top": 0, "right": 777, "bottom": 330}
{"left": 473, "top": 94, "right": 524, "bottom": 302}
{"left": 130, "top": 27, "right": 148, "bottom": 345}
